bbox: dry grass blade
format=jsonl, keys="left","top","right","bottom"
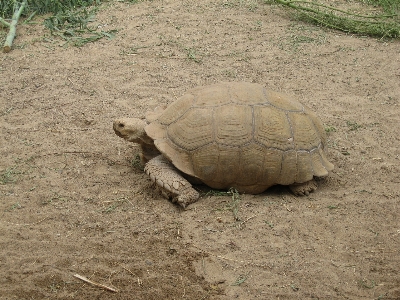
{"left": 43, "top": 6, "right": 117, "bottom": 47}
{"left": 1, "top": 0, "right": 100, "bottom": 17}
{"left": 231, "top": 272, "right": 250, "bottom": 286}
{"left": 271, "top": 0, "right": 400, "bottom": 38}
{"left": 228, "top": 188, "right": 241, "bottom": 221}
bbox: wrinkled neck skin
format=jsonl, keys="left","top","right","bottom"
{"left": 130, "top": 123, "right": 160, "bottom": 164}
{"left": 139, "top": 136, "right": 161, "bottom": 163}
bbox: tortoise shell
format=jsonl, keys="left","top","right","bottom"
{"left": 145, "top": 82, "right": 333, "bottom": 194}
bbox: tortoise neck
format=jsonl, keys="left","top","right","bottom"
{"left": 140, "top": 139, "right": 161, "bottom": 163}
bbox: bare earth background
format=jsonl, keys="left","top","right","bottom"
{"left": 1, "top": 0, "right": 399, "bottom": 299}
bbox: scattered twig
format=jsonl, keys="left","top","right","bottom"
{"left": 237, "top": 215, "right": 257, "bottom": 229}
{"left": 122, "top": 266, "right": 136, "bottom": 276}
{"left": 3, "top": 0, "right": 27, "bottom": 53}
{"left": 73, "top": 274, "right": 118, "bottom": 292}
{"left": 0, "top": 17, "right": 11, "bottom": 27}
{"left": 284, "top": 204, "right": 292, "bottom": 212}
{"left": 120, "top": 264, "right": 145, "bottom": 286}
{"left": 22, "top": 11, "right": 37, "bottom": 24}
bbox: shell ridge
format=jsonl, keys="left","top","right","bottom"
{"left": 318, "top": 144, "right": 334, "bottom": 171}
{"left": 308, "top": 114, "right": 326, "bottom": 146}
{"left": 262, "top": 87, "right": 269, "bottom": 104}
{"left": 157, "top": 93, "right": 195, "bottom": 126}
{"left": 164, "top": 102, "right": 194, "bottom": 126}
{"left": 317, "top": 147, "right": 328, "bottom": 173}
{"left": 295, "top": 149, "right": 299, "bottom": 182}
{"left": 254, "top": 103, "right": 305, "bottom": 113}
{"left": 309, "top": 149, "right": 316, "bottom": 178}
{"left": 165, "top": 105, "right": 214, "bottom": 151}
{"left": 257, "top": 141, "right": 268, "bottom": 185}
{"left": 285, "top": 111, "right": 295, "bottom": 150}
{"left": 250, "top": 141, "right": 323, "bottom": 152}
{"left": 211, "top": 106, "right": 216, "bottom": 146}
{"left": 311, "top": 150, "right": 320, "bottom": 177}
{"left": 278, "top": 151, "right": 284, "bottom": 183}
{"left": 310, "top": 146, "right": 329, "bottom": 177}
{"left": 169, "top": 139, "right": 215, "bottom": 152}
{"left": 262, "top": 87, "right": 304, "bottom": 112}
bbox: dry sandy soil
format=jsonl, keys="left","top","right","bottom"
{"left": 1, "top": 0, "right": 399, "bottom": 299}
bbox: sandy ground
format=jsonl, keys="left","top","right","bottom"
{"left": 1, "top": 0, "right": 399, "bottom": 299}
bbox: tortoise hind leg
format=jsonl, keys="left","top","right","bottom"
{"left": 289, "top": 179, "right": 318, "bottom": 196}
{"left": 144, "top": 155, "right": 199, "bottom": 208}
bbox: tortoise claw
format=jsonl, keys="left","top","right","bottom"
{"left": 289, "top": 179, "right": 318, "bottom": 196}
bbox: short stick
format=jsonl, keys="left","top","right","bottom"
{"left": 73, "top": 274, "right": 118, "bottom": 292}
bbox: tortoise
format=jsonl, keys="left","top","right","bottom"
{"left": 113, "top": 82, "right": 334, "bottom": 208}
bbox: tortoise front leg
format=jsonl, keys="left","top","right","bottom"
{"left": 144, "top": 155, "right": 199, "bottom": 208}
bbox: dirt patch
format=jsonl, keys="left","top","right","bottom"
{"left": 1, "top": 0, "right": 399, "bottom": 299}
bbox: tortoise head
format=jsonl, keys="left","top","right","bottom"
{"left": 113, "top": 118, "right": 152, "bottom": 144}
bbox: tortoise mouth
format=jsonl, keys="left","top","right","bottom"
{"left": 113, "top": 120, "right": 124, "bottom": 130}
{"left": 113, "top": 126, "right": 125, "bottom": 138}
{"left": 113, "top": 127, "right": 141, "bottom": 143}
{"left": 113, "top": 127, "right": 123, "bottom": 137}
